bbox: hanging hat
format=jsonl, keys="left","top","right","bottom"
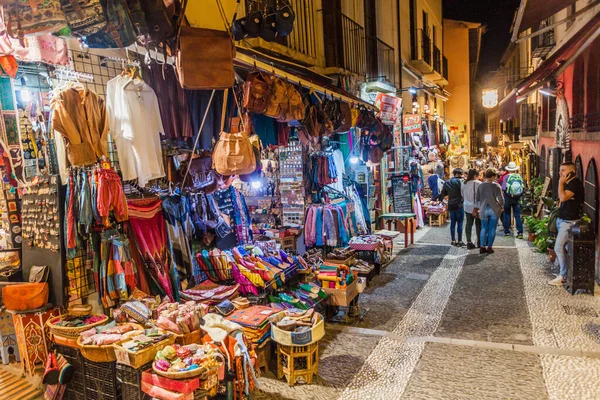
{"left": 506, "top": 161, "right": 519, "bottom": 171}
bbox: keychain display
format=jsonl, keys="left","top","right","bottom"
{"left": 21, "top": 177, "right": 61, "bottom": 251}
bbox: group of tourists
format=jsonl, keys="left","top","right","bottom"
{"left": 433, "top": 161, "right": 584, "bottom": 274}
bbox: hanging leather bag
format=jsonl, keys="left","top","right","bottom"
{"left": 140, "top": 0, "right": 181, "bottom": 44}
{"left": 3, "top": 0, "right": 66, "bottom": 41}
{"left": 212, "top": 127, "right": 256, "bottom": 176}
{"left": 336, "top": 101, "right": 352, "bottom": 132}
{"left": 263, "top": 75, "right": 287, "bottom": 120}
{"left": 277, "top": 81, "right": 304, "bottom": 122}
{"left": 243, "top": 71, "right": 270, "bottom": 114}
{"left": 176, "top": 26, "right": 235, "bottom": 90}
{"left": 60, "top": 0, "right": 107, "bottom": 37}
{"left": 180, "top": 151, "right": 213, "bottom": 189}
{"left": 125, "top": 0, "right": 149, "bottom": 38}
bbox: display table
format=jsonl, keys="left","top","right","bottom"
{"left": 8, "top": 305, "right": 61, "bottom": 376}
{"left": 378, "top": 213, "right": 416, "bottom": 248}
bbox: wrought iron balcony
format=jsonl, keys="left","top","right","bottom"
{"left": 340, "top": 14, "right": 366, "bottom": 76}
{"left": 433, "top": 45, "right": 441, "bottom": 74}
{"left": 366, "top": 37, "right": 396, "bottom": 87}
{"left": 442, "top": 55, "right": 448, "bottom": 81}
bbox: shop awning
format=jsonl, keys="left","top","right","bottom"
{"left": 515, "top": 12, "right": 600, "bottom": 99}
{"left": 499, "top": 90, "right": 518, "bottom": 121}
{"left": 512, "top": 0, "right": 578, "bottom": 38}
{"left": 234, "top": 46, "right": 377, "bottom": 109}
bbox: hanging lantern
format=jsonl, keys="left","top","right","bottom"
{"left": 482, "top": 89, "right": 498, "bottom": 108}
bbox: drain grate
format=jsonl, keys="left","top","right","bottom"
{"left": 562, "top": 305, "right": 599, "bottom": 317}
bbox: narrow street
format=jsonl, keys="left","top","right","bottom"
{"left": 254, "top": 226, "right": 600, "bottom": 400}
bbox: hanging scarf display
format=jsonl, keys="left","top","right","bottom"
{"left": 308, "top": 153, "right": 338, "bottom": 192}
{"left": 127, "top": 198, "right": 175, "bottom": 301}
{"left": 304, "top": 203, "right": 351, "bottom": 248}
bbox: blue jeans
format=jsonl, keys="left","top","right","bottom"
{"left": 449, "top": 207, "right": 465, "bottom": 242}
{"left": 554, "top": 218, "right": 578, "bottom": 278}
{"left": 480, "top": 206, "right": 499, "bottom": 248}
{"left": 503, "top": 198, "right": 523, "bottom": 234}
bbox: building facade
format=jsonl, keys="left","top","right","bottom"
{"left": 511, "top": 0, "right": 600, "bottom": 281}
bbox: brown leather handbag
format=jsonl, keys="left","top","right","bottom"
{"left": 278, "top": 82, "right": 305, "bottom": 122}
{"left": 243, "top": 71, "right": 270, "bottom": 114}
{"left": 176, "top": 26, "right": 235, "bottom": 90}
{"left": 264, "top": 75, "right": 288, "bottom": 120}
{"left": 212, "top": 129, "right": 257, "bottom": 176}
{"left": 2, "top": 283, "right": 49, "bottom": 311}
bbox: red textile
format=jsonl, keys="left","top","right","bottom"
{"left": 97, "top": 168, "right": 128, "bottom": 226}
{"left": 127, "top": 198, "right": 173, "bottom": 300}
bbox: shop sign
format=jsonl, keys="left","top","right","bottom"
{"left": 555, "top": 92, "right": 570, "bottom": 149}
{"left": 374, "top": 93, "right": 401, "bottom": 125}
{"left": 402, "top": 114, "right": 421, "bottom": 134}
{"left": 448, "top": 124, "right": 469, "bottom": 156}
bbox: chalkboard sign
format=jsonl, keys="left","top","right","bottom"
{"left": 391, "top": 175, "right": 413, "bottom": 213}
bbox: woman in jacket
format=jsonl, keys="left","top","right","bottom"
{"left": 474, "top": 168, "right": 504, "bottom": 254}
{"left": 461, "top": 169, "right": 481, "bottom": 250}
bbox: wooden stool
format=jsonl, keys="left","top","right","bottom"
{"left": 277, "top": 342, "right": 319, "bottom": 386}
{"left": 256, "top": 339, "right": 272, "bottom": 374}
{"left": 428, "top": 213, "right": 445, "bottom": 226}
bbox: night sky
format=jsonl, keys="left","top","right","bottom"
{"left": 443, "top": 0, "right": 521, "bottom": 80}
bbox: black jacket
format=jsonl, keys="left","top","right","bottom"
{"left": 438, "top": 177, "right": 463, "bottom": 211}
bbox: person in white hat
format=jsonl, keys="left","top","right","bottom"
{"left": 501, "top": 161, "right": 524, "bottom": 238}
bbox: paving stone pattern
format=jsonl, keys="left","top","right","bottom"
{"left": 251, "top": 227, "right": 600, "bottom": 399}
{"left": 436, "top": 247, "right": 534, "bottom": 344}
{"left": 402, "top": 343, "right": 548, "bottom": 400}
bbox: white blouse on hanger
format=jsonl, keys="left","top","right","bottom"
{"left": 107, "top": 75, "right": 165, "bottom": 187}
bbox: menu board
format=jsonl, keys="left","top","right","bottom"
{"left": 391, "top": 175, "right": 413, "bottom": 214}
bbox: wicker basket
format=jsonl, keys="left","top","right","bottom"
{"left": 152, "top": 362, "right": 214, "bottom": 380}
{"left": 173, "top": 329, "right": 203, "bottom": 346}
{"left": 77, "top": 324, "right": 144, "bottom": 363}
{"left": 47, "top": 314, "right": 109, "bottom": 339}
{"left": 270, "top": 312, "right": 325, "bottom": 346}
{"left": 113, "top": 335, "right": 175, "bottom": 369}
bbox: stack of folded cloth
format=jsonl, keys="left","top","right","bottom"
{"left": 426, "top": 203, "right": 446, "bottom": 215}
{"left": 274, "top": 308, "right": 317, "bottom": 333}
{"left": 226, "top": 305, "right": 276, "bottom": 345}
{"left": 179, "top": 281, "right": 239, "bottom": 305}
{"left": 268, "top": 283, "right": 328, "bottom": 310}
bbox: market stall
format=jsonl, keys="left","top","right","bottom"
{"left": 0, "top": 0, "right": 402, "bottom": 395}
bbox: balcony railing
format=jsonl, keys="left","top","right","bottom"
{"left": 420, "top": 30, "right": 431, "bottom": 65}
{"left": 245, "top": 0, "right": 318, "bottom": 60}
{"left": 367, "top": 38, "right": 395, "bottom": 87}
{"left": 285, "top": 0, "right": 318, "bottom": 59}
{"left": 433, "top": 45, "right": 441, "bottom": 74}
{"left": 568, "top": 112, "right": 600, "bottom": 133}
{"left": 442, "top": 55, "right": 448, "bottom": 81}
{"left": 341, "top": 14, "right": 366, "bottom": 76}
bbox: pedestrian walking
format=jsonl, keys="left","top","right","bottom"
{"left": 438, "top": 168, "right": 465, "bottom": 246}
{"left": 548, "top": 162, "right": 585, "bottom": 286}
{"left": 462, "top": 169, "right": 482, "bottom": 250}
{"left": 502, "top": 161, "right": 525, "bottom": 238}
{"left": 474, "top": 168, "right": 504, "bottom": 254}
{"left": 427, "top": 169, "right": 441, "bottom": 199}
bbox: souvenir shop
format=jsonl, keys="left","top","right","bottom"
{"left": 0, "top": 1, "right": 401, "bottom": 398}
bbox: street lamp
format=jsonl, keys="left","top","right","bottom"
{"left": 482, "top": 89, "right": 498, "bottom": 108}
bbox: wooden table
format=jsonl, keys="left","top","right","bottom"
{"left": 378, "top": 213, "right": 416, "bottom": 248}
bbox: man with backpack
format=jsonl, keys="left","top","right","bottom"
{"left": 502, "top": 162, "right": 524, "bottom": 239}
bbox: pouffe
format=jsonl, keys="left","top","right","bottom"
{"left": 276, "top": 342, "right": 319, "bottom": 386}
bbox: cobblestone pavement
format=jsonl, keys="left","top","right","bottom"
{"left": 253, "top": 226, "right": 600, "bottom": 399}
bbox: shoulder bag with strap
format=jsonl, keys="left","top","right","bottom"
{"left": 175, "top": 0, "right": 235, "bottom": 89}
{"left": 60, "top": 0, "right": 107, "bottom": 37}
{"left": 4, "top": 0, "right": 66, "bottom": 43}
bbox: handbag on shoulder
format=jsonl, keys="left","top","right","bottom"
{"left": 176, "top": 26, "right": 235, "bottom": 90}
